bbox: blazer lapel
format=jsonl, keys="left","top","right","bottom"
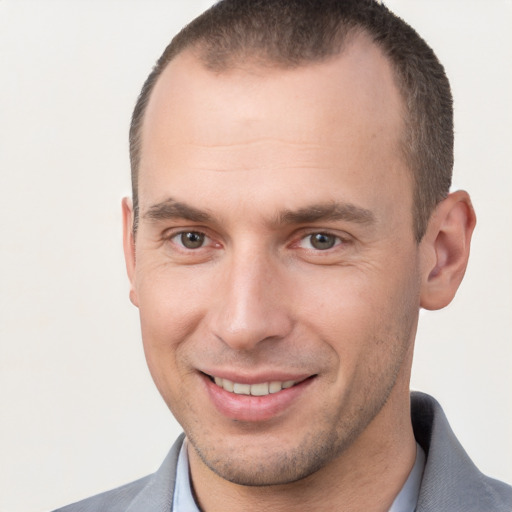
{"left": 126, "top": 434, "right": 185, "bottom": 512}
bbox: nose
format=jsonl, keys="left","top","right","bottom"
{"left": 210, "top": 247, "right": 293, "bottom": 351}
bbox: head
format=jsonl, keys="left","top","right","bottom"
{"left": 123, "top": 0, "right": 475, "bottom": 492}
{"left": 130, "top": 0, "right": 454, "bottom": 242}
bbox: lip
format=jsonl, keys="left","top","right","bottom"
{"left": 200, "top": 372, "right": 315, "bottom": 422}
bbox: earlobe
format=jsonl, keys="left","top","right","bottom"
{"left": 420, "top": 191, "right": 476, "bottom": 310}
{"left": 122, "top": 197, "right": 139, "bottom": 307}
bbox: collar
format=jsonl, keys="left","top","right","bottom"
{"left": 173, "top": 438, "right": 200, "bottom": 512}
{"left": 388, "top": 443, "right": 426, "bottom": 512}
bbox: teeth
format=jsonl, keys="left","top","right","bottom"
{"left": 233, "top": 383, "right": 251, "bottom": 395}
{"left": 213, "top": 377, "right": 298, "bottom": 396}
{"left": 250, "top": 382, "right": 269, "bottom": 396}
{"left": 223, "top": 379, "right": 234, "bottom": 392}
{"left": 269, "top": 381, "right": 282, "bottom": 394}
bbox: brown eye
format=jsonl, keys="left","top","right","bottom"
{"left": 179, "top": 231, "right": 205, "bottom": 249}
{"left": 309, "top": 233, "right": 337, "bottom": 250}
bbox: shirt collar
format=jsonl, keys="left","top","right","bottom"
{"left": 388, "top": 443, "right": 426, "bottom": 512}
{"left": 173, "top": 438, "right": 200, "bottom": 512}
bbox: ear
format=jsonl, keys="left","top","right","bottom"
{"left": 122, "top": 197, "right": 139, "bottom": 307}
{"left": 419, "top": 190, "right": 476, "bottom": 310}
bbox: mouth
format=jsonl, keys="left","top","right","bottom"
{"left": 201, "top": 372, "right": 317, "bottom": 422}
{"left": 204, "top": 373, "right": 314, "bottom": 396}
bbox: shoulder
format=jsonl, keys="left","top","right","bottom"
{"left": 411, "top": 392, "right": 512, "bottom": 512}
{"left": 52, "top": 475, "right": 153, "bottom": 512}
{"left": 51, "top": 434, "right": 185, "bottom": 512}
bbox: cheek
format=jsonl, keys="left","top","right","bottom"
{"left": 136, "top": 286, "right": 199, "bottom": 415}
{"left": 298, "top": 261, "right": 420, "bottom": 363}
{"left": 134, "top": 266, "right": 209, "bottom": 387}
{"left": 135, "top": 260, "right": 210, "bottom": 337}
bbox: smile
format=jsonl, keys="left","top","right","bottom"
{"left": 211, "top": 376, "right": 301, "bottom": 396}
{"left": 203, "top": 372, "right": 316, "bottom": 422}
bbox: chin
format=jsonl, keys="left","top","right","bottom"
{"left": 188, "top": 425, "right": 350, "bottom": 487}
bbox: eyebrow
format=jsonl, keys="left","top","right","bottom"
{"left": 143, "top": 198, "right": 213, "bottom": 223}
{"left": 143, "top": 197, "right": 375, "bottom": 227}
{"left": 277, "top": 202, "right": 375, "bottom": 226}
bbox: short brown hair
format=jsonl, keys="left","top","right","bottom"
{"left": 129, "top": 0, "right": 453, "bottom": 241}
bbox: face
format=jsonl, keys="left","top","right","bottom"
{"left": 125, "top": 35, "right": 424, "bottom": 486}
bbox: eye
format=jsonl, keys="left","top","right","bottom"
{"left": 173, "top": 231, "right": 208, "bottom": 249}
{"left": 299, "top": 232, "right": 341, "bottom": 250}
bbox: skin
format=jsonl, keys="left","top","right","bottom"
{"left": 123, "top": 33, "right": 475, "bottom": 511}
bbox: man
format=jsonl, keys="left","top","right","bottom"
{"left": 54, "top": 0, "right": 512, "bottom": 510}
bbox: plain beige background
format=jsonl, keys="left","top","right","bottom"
{"left": 0, "top": 1, "right": 511, "bottom": 511}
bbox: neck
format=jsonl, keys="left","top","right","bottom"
{"left": 188, "top": 388, "right": 416, "bottom": 512}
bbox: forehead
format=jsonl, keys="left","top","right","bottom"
{"left": 138, "top": 34, "right": 411, "bottom": 226}
{"left": 144, "top": 34, "right": 405, "bottom": 147}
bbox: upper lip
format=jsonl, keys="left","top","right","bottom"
{"left": 200, "top": 369, "right": 314, "bottom": 385}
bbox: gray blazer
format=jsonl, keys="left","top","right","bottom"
{"left": 53, "top": 392, "right": 512, "bottom": 511}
